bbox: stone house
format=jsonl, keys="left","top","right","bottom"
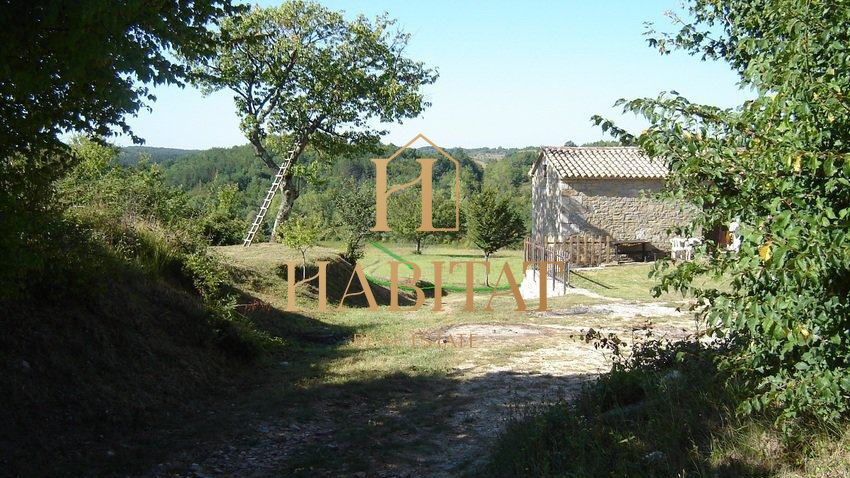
{"left": 529, "top": 146, "right": 693, "bottom": 251}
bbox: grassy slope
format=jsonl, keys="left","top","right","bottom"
{"left": 0, "top": 270, "right": 254, "bottom": 476}
{"left": 5, "top": 238, "right": 789, "bottom": 477}
{"left": 476, "top": 350, "right": 850, "bottom": 478}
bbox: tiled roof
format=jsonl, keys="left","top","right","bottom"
{"left": 533, "top": 147, "right": 668, "bottom": 179}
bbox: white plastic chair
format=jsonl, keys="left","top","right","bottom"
{"left": 670, "top": 237, "right": 688, "bottom": 261}
{"left": 685, "top": 237, "right": 702, "bottom": 261}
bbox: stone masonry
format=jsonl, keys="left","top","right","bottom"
{"left": 560, "top": 178, "right": 693, "bottom": 250}
{"left": 530, "top": 147, "right": 695, "bottom": 251}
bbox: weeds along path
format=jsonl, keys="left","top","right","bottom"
{"left": 142, "top": 245, "right": 697, "bottom": 477}
{"left": 412, "top": 297, "right": 697, "bottom": 477}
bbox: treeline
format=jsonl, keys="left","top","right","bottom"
{"left": 120, "top": 142, "right": 539, "bottom": 249}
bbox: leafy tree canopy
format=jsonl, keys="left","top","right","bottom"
{"left": 594, "top": 0, "right": 850, "bottom": 426}
{"left": 467, "top": 188, "right": 525, "bottom": 285}
{"left": 0, "top": 0, "right": 238, "bottom": 159}
{"left": 189, "top": 1, "right": 438, "bottom": 237}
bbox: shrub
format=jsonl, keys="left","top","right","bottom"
{"left": 477, "top": 338, "right": 746, "bottom": 478}
{"left": 593, "top": 0, "right": 850, "bottom": 427}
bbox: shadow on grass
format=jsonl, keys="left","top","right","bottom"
{"left": 118, "top": 366, "right": 604, "bottom": 478}
{"left": 6, "top": 302, "right": 769, "bottom": 478}
{"left": 4, "top": 263, "right": 765, "bottom": 478}
{"left": 274, "top": 256, "right": 417, "bottom": 308}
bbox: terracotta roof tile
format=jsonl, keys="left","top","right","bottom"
{"left": 535, "top": 146, "right": 668, "bottom": 179}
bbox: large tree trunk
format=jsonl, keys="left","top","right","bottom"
{"left": 246, "top": 124, "right": 313, "bottom": 243}
{"left": 270, "top": 178, "right": 299, "bottom": 242}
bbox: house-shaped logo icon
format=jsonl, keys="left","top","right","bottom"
{"left": 371, "top": 134, "right": 461, "bottom": 232}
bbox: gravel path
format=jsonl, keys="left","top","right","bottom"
{"left": 145, "top": 301, "right": 696, "bottom": 478}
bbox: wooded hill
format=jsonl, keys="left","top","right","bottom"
{"left": 119, "top": 142, "right": 539, "bottom": 244}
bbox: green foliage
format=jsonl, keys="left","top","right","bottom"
{"left": 467, "top": 189, "right": 526, "bottom": 259}
{"left": 118, "top": 146, "right": 200, "bottom": 166}
{"left": 388, "top": 189, "right": 429, "bottom": 254}
{"left": 279, "top": 213, "right": 323, "bottom": 279}
{"left": 593, "top": 0, "right": 850, "bottom": 426}
{"left": 18, "top": 137, "right": 269, "bottom": 362}
{"left": 0, "top": 0, "right": 238, "bottom": 159}
{"left": 192, "top": 0, "right": 437, "bottom": 153}
{"left": 466, "top": 189, "right": 525, "bottom": 286}
{"left": 481, "top": 150, "right": 534, "bottom": 233}
{"left": 0, "top": 149, "right": 75, "bottom": 298}
{"left": 158, "top": 141, "right": 485, "bottom": 245}
{"left": 198, "top": 184, "right": 249, "bottom": 246}
{"left": 581, "top": 139, "right": 622, "bottom": 147}
{"left": 189, "top": 0, "right": 438, "bottom": 236}
{"left": 332, "top": 179, "right": 375, "bottom": 263}
{"left": 477, "top": 338, "right": 763, "bottom": 478}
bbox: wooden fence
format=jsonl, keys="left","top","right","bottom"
{"left": 524, "top": 235, "right": 616, "bottom": 270}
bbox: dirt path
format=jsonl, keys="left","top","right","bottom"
{"left": 418, "top": 302, "right": 697, "bottom": 477}
{"left": 146, "top": 300, "right": 697, "bottom": 478}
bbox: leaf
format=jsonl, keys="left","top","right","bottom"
{"left": 759, "top": 243, "right": 772, "bottom": 261}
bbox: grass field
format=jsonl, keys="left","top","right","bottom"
{"left": 191, "top": 241, "right": 690, "bottom": 475}
{"left": 104, "top": 241, "right": 831, "bottom": 477}
{"left": 360, "top": 243, "right": 525, "bottom": 287}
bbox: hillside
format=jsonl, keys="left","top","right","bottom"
{"left": 155, "top": 143, "right": 491, "bottom": 241}
{"left": 1, "top": 272, "right": 246, "bottom": 475}
{"left": 118, "top": 146, "right": 201, "bottom": 165}
{"left": 415, "top": 145, "right": 538, "bottom": 164}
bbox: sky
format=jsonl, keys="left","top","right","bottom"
{"left": 116, "top": 0, "right": 751, "bottom": 150}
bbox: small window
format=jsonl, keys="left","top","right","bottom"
{"left": 542, "top": 164, "right": 547, "bottom": 179}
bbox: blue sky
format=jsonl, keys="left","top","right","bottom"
{"left": 118, "top": 0, "right": 750, "bottom": 149}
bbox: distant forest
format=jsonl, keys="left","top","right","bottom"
{"left": 117, "top": 142, "right": 545, "bottom": 243}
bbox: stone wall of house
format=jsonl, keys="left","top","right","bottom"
{"left": 559, "top": 178, "right": 694, "bottom": 250}
{"left": 531, "top": 154, "right": 566, "bottom": 241}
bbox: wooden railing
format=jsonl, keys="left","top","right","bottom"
{"left": 524, "top": 235, "right": 615, "bottom": 270}
{"left": 523, "top": 237, "right": 571, "bottom": 292}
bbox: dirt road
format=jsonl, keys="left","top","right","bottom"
{"left": 145, "top": 296, "right": 696, "bottom": 478}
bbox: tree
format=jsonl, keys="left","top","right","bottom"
{"left": 0, "top": 1, "right": 237, "bottom": 294}
{"left": 467, "top": 189, "right": 525, "bottom": 286}
{"left": 190, "top": 1, "right": 438, "bottom": 240}
{"left": 279, "top": 214, "right": 323, "bottom": 280}
{"left": 0, "top": 0, "right": 237, "bottom": 160}
{"left": 581, "top": 140, "right": 622, "bottom": 147}
{"left": 199, "top": 184, "right": 248, "bottom": 245}
{"left": 332, "top": 179, "right": 375, "bottom": 263}
{"left": 389, "top": 189, "right": 429, "bottom": 254}
{"left": 594, "top": 0, "right": 850, "bottom": 425}
{"left": 432, "top": 193, "right": 466, "bottom": 243}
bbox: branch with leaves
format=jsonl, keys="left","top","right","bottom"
{"left": 189, "top": 1, "right": 438, "bottom": 240}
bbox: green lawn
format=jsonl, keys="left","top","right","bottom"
{"left": 211, "top": 241, "right": 695, "bottom": 401}
{"left": 213, "top": 242, "right": 607, "bottom": 386}
{"left": 361, "top": 242, "right": 524, "bottom": 288}
{"left": 573, "top": 261, "right": 729, "bottom": 302}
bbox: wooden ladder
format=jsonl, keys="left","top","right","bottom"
{"left": 242, "top": 150, "right": 296, "bottom": 247}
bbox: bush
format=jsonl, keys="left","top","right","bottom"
{"left": 477, "top": 338, "right": 759, "bottom": 478}
{"left": 593, "top": 0, "right": 850, "bottom": 427}
{"left": 2, "top": 139, "right": 275, "bottom": 362}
